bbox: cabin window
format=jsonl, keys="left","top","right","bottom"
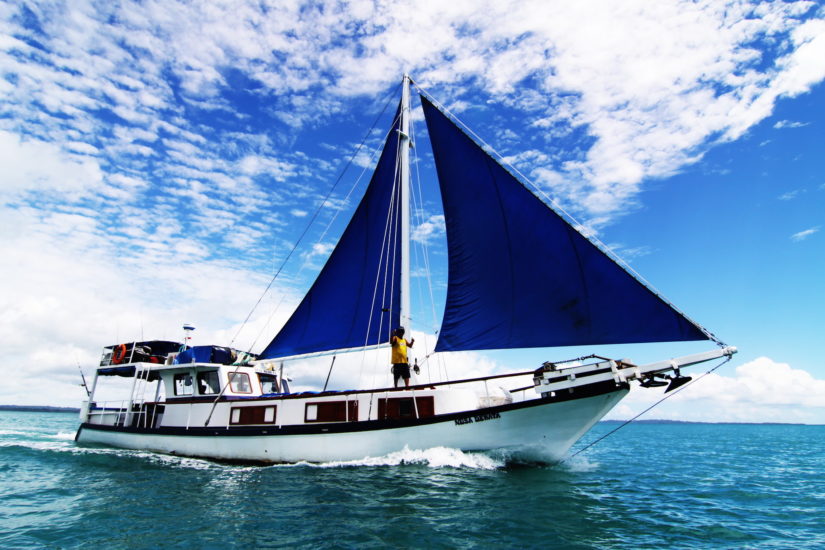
{"left": 197, "top": 371, "right": 220, "bottom": 395}
{"left": 304, "top": 401, "right": 358, "bottom": 423}
{"left": 173, "top": 373, "right": 193, "bottom": 396}
{"left": 258, "top": 373, "right": 279, "bottom": 394}
{"left": 378, "top": 396, "right": 434, "bottom": 420}
{"left": 228, "top": 372, "right": 252, "bottom": 394}
{"left": 230, "top": 405, "right": 277, "bottom": 425}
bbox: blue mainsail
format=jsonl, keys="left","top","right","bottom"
{"left": 259, "top": 109, "right": 403, "bottom": 359}
{"left": 420, "top": 96, "right": 709, "bottom": 352}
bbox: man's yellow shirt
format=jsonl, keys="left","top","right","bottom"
{"left": 391, "top": 336, "right": 408, "bottom": 364}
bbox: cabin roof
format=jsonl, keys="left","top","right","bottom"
{"left": 104, "top": 340, "right": 182, "bottom": 352}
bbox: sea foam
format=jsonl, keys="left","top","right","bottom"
{"left": 286, "top": 446, "right": 505, "bottom": 470}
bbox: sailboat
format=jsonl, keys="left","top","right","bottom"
{"left": 75, "top": 76, "right": 736, "bottom": 463}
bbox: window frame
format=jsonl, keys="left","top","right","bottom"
{"left": 377, "top": 396, "right": 434, "bottom": 420}
{"left": 228, "top": 372, "right": 253, "bottom": 394}
{"left": 173, "top": 372, "right": 194, "bottom": 396}
{"left": 229, "top": 405, "right": 277, "bottom": 425}
{"left": 258, "top": 373, "right": 279, "bottom": 394}
{"left": 196, "top": 370, "right": 221, "bottom": 395}
{"left": 304, "top": 400, "right": 358, "bottom": 423}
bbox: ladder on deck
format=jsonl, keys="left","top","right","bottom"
{"left": 124, "top": 365, "right": 154, "bottom": 427}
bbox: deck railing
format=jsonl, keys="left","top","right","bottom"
{"left": 86, "top": 400, "right": 163, "bottom": 428}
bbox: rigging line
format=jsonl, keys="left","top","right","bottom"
{"left": 414, "top": 84, "right": 724, "bottom": 348}
{"left": 409, "top": 112, "right": 449, "bottom": 383}
{"left": 409, "top": 158, "right": 432, "bottom": 382}
{"left": 322, "top": 355, "right": 336, "bottom": 392}
{"left": 203, "top": 362, "right": 249, "bottom": 427}
{"left": 359, "top": 190, "right": 393, "bottom": 388}
{"left": 374, "top": 134, "right": 403, "bottom": 342}
{"left": 316, "top": 109, "right": 404, "bottom": 246}
{"left": 358, "top": 141, "right": 402, "bottom": 389}
{"left": 561, "top": 355, "right": 733, "bottom": 463}
{"left": 387, "top": 172, "right": 403, "bottom": 386}
{"left": 409, "top": 135, "right": 437, "bottom": 384}
{"left": 229, "top": 83, "right": 401, "bottom": 350}
{"left": 387, "top": 147, "right": 402, "bottom": 334}
{"left": 418, "top": 181, "right": 449, "bottom": 385}
{"left": 365, "top": 170, "right": 400, "bottom": 399}
{"left": 410, "top": 114, "right": 441, "bottom": 335}
{"left": 376, "top": 148, "right": 403, "bottom": 388}
{"left": 244, "top": 113, "right": 404, "bottom": 357}
{"left": 371, "top": 176, "right": 398, "bottom": 386}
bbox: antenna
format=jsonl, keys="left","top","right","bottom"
{"left": 182, "top": 324, "right": 195, "bottom": 349}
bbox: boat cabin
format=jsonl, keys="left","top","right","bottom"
{"left": 81, "top": 341, "right": 489, "bottom": 433}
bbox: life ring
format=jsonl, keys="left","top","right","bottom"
{"left": 111, "top": 344, "right": 127, "bottom": 365}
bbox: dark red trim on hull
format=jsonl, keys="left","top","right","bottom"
{"left": 77, "top": 380, "right": 628, "bottom": 439}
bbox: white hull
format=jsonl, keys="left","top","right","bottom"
{"left": 77, "top": 388, "right": 627, "bottom": 463}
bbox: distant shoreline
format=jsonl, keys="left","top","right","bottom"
{"left": 0, "top": 405, "right": 80, "bottom": 414}
{"left": 601, "top": 419, "right": 815, "bottom": 426}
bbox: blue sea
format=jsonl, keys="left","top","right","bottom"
{"left": 0, "top": 411, "right": 822, "bottom": 549}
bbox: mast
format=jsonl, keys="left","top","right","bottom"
{"left": 399, "top": 74, "right": 412, "bottom": 333}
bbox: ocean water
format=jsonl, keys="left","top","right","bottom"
{"left": 0, "top": 411, "right": 822, "bottom": 549}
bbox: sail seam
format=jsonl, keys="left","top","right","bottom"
{"left": 564, "top": 225, "right": 595, "bottom": 342}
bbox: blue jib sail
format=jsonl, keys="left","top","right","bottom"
{"left": 259, "top": 108, "right": 403, "bottom": 359}
{"left": 420, "top": 97, "right": 709, "bottom": 352}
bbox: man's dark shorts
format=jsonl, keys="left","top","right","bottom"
{"left": 392, "top": 363, "right": 410, "bottom": 385}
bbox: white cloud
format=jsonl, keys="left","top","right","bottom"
{"left": 791, "top": 227, "right": 819, "bottom": 241}
{"left": 607, "top": 357, "right": 825, "bottom": 424}
{"left": 412, "top": 215, "right": 446, "bottom": 244}
{"left": 237, "top": 154, "right": 295, "bottom": 181}
{"left": 0, "top": 204, "right": 278, "bottom": 407}
{"left": 774, "top": 120, "right": 810, "bottom": 129}
{"left": 606, "top": 244, "right": 653, "bottom": 262}
{"left": 770, "top": 16, "right": 825, "bottom": 97}
{"left": 4, "top": 1, "right": 823, "bottom": 223}
{"left": 311, "top": 242, "right": 334, "bottom": 256}
{"left": 0, "top": 131, "right": 104, "bottom": 198}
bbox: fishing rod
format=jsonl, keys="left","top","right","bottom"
{"left": 76, "top": 358, "right": 91, "bottom": 397}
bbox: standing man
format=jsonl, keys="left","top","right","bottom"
{"left": 390, "top": 327, "right": 415, "bottom": 387}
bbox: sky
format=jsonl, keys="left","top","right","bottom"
{"left": 1, "top": 0, "right": 824, "bottom": 423}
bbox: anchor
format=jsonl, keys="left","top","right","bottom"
{"left": 639, "top": 367, "right": 693, "bottom": 392}
{"left": 639, "top": 374, "right": 669, "bottom": 388}
{"left": 664, "top": 368, "right": 692, "bottom": 393}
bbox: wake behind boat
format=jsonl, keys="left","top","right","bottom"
{"left": 76, "top": 76, "right": 736, "bottom": 463}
